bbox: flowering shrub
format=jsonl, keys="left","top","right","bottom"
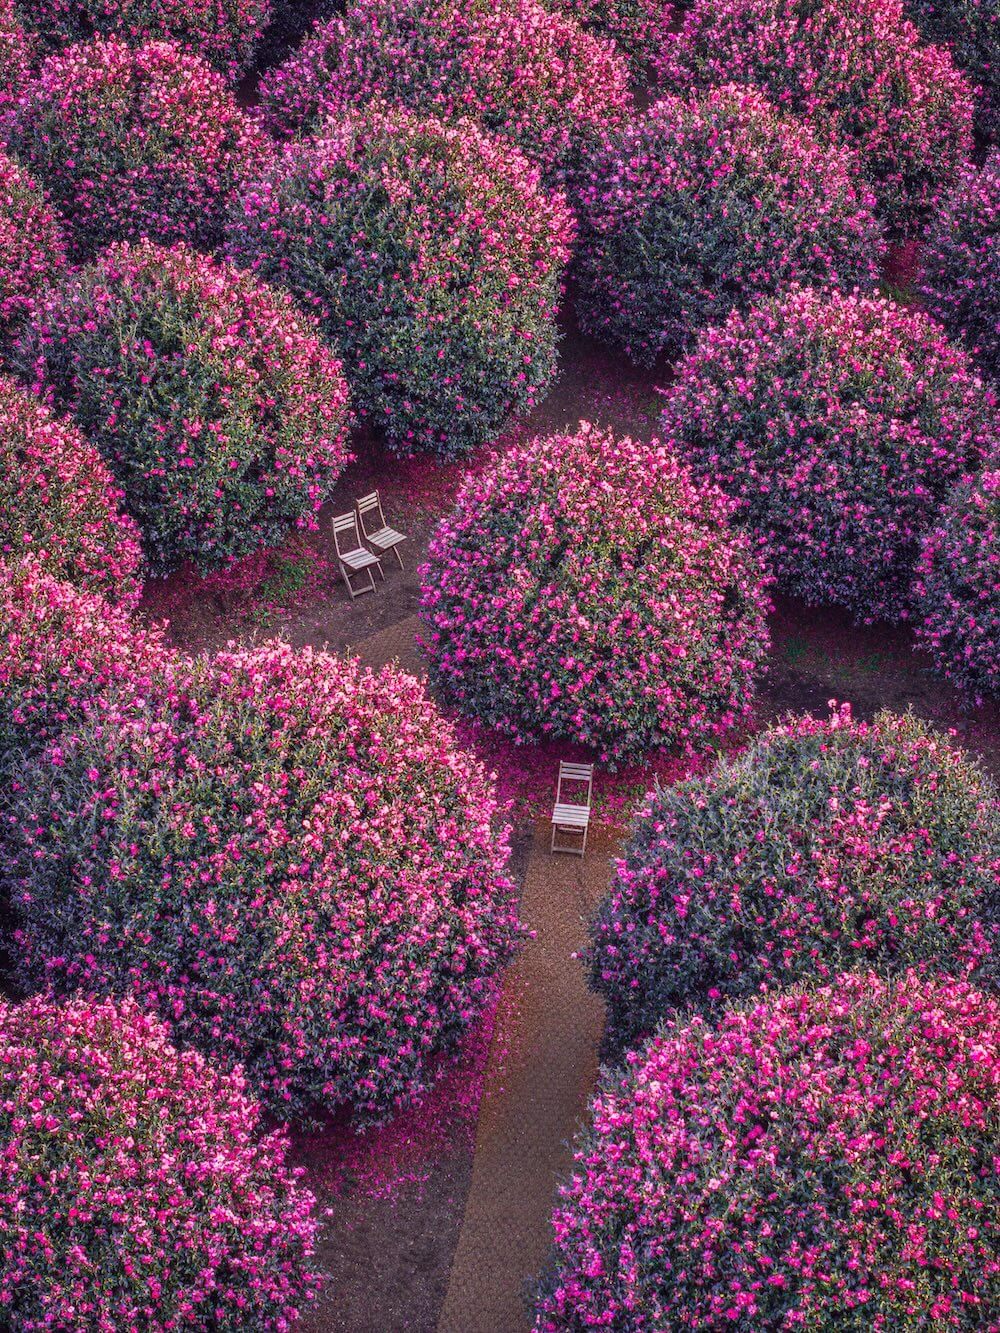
{"left": 914, "top": 470, "right": 1000, "bottom": 703}
{"left": 0, "top": 149, "right": 66, "bottom": 341}
{"left": 660, "top": 286, "right": 998, "bottom": 622}
{"left": 904, "top": 0, "right": 998, "bottom": 139}
{"left": 4, "top": 642, "right": 521, "bottom": 1123}
{"left": 4, "top": 39, "right": 269, "bottom": 257}
{"left": 535, "top": 971, "right": 1000, "bottom": 1330}
{"left": 0, "top": 0, "right": 31, "bottom": 109}
{"left": 0, "top": 561, "right": 169, "bottom": 774}
{"left": 920, "top": 151, "right": 1000, "bottom": 376}
{"left": 228, "top": 111, "right": 572, "bottom": 458}
{"left": 657, "top": 0, "right": 975, "bottom": 230}
{"left": 0, "top": 375, "right": 140, "bottom": 604}
{"left": 590, "top": 704, "right": 1000, "bottom": 1054}
{"left": 0, "top": 994, "right": 319, "bottom": 1329}
{"left": 258, "top": 0, "right": 632, "bottom": 183}
{"left": 11, "top": 0, "right": 272, "bottom": 77}
{"left": 546, "top": 0, "right": 674, "bottom": 67}
{"left": 16, "top": 239, "right": 351, "bottom": 574}
{"left": 574, "top": 86, "right": 883, "bottom": 364}
{"left": 419, "top": 423, "right": 771, "bottom": 765}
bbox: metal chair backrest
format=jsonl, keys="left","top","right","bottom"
{"left": 556, "top": 761, "right": 593, "bottom": 810}
{"left": 332, "top": 510, "right": 363, "bottom": 556}
{"left": 356, "top": 491, "right": 385, "bottom": 536}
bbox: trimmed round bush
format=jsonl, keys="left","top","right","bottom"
{"left": 16, "top": 239, "right": 351, "bottom": 575}
{"left": 660, "top": 286, "right": 999, "bottom": 622}
{"left": 575, "top": 85, "right": 884, "bottom": 365}
{"left": 228, "top": 111, "right": 573, "bottom": 459}
{"left": 535, "top": 971, "right": 1000, "bottom": 1330}
{"left": 590, "top": 704, "right": 1000, "bottom": 1054}
{"left": 258, "top": 0, "right": 632, "bottom": 183}
{"left": 10, "top": 0, "right": 272, "bottom": 76}
{"left": 0, "top": 561, "right": 169, "bottom": 779}
{"left": 658, "top": 0, "right": 975, "bottom": 230}
{"left": 419, "top": 423, "right": 771, "bottom": 765}
{"left": 4, "top": 38, "right": 269, "bottom": 257}
{"left": 0, "top": 0, "right": 31, "bottom": 109}
{"left": 546, "top": 0, "right": 674, "bottom": 66}
{"left": 914, "top": 469, "right": 1000, "bottom": 702}
{"left": 0, "top": 994, "right": 319, "bottom": 1330}
{"left": 0, "top": 149, "right": 66, "bottom": 341}
{"left": 920, "top": 151, "right": 1000, "bottom": 376}
{"left": 3, "top": 642, "right": 521, "bottom": 1123}
{"left": 0, "top": 376, "right": 140, "bottom": 605}
{"left": 905, "top": 0, "right": 998, "bottom": 140}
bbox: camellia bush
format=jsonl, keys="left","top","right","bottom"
{"left": 535, "top": 971, "right": 1000, "bottom": 1330}
{"left": 3, "top": 39, "right": 268, "bottom": 257}
{"left": 913, "top": 469, "right": 1000, "bottom": 703}
{"left": 16, "top": 239, "right": 351, "bottom": 574}
{"left": 0, "top": 994, "right": 320, "bottom": 1329}
{"left": 904, "top": 0, "right": 998, "bottom": 140}
{"left": 920, "top": 150, "right": 1000, "bottom": 376}
{"left": 9, "top": 0, "right": 272, "bottom": 76}
{"left": 229, "top": 111, "right": 573, "bottom": 458}
{"left": 657, "top": 0, "right": 974, "bottom": 229}
{"left": 0, "top": 562, "right": 170, "bottom": 805}
{"left": 0, "top": 149, "right": 66, "bottom": 341}
{"left": 0, "top": 558, "right": 163, "bottom": 735}
{"left": 660, "top": 286, "right": 998, "bottom": 622}
{"left": 574, "top": 85, "right": 883, "bottom": 364}
{"left": 258, "top": 0, "right": 632, "bottom": 183}
{"left": 4, "top": 642, "right": 520, "bottom": 1123}
{"left": 590, "top": 704, "right": 1000, "bottom": 1054}
{"left": 0, "top": 375, "right": 140, "bottom": 605}
{"left": 546, "top": 0, "right": 674, "bottom": 67}
{"left": 0, "top": 0, "right": 30, "bottom": 109}
{"left": 419, "top": 423, "right": 771, "bottom": 765}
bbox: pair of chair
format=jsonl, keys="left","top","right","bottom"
{"left": 550, "top": 762, "right": 594, "bottom": 857}
{"left": 332, "top": 491, "right": 407, "bottom": 601}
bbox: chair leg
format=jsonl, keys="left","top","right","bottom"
{"left": 393, "top": 546, "right": 405, "bottom": 571}
{"left": 342, "top": 567, "right": 356, "bottom": 601}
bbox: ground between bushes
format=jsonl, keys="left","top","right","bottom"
{"left": 139, "top": 320, "right": 1000, "bottom": 1332}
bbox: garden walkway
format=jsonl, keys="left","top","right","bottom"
{"left": 351, "top": 613, "right": 614, "bottom": 1332}
{"left": 437, "top": 820, "right": 612, "bottom": 1333}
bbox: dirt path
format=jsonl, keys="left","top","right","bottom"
{"left": 437, "top": 821, "right": 614, "bottom": 1333}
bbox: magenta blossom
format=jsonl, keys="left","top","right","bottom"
{"left": 914, "top": 469, "right": 1000, "bottom": 703}
{"left": 228, "top": 109, "right": 573, "bottom": 459}
{"left": 660, "top": 285, "right": 999, "bottom": 623}
{"left": 591, "top": 703, "right": 1000, "bottom": 1054}
{"left": 10, "top": 0, "right": 271, "bottom": 77}
{"left": 574, "top": 85, "right": 884, "bottom": 364}
{"left": 0, "top": 993, "right": 320, "bottom": 1328}
{"left": 16, "top": 239, "right": 352, "bottom": 574}
{"left": 657, "top": 0, "right": 974, "bottom": 229}
{"left": 536, "top": 971, "right": 1000, "bottom": 1329}
{"left": 920, "top": 150, "right": 1000, "bottom": 377}
{"left": 419, "top": 422, "right": 771, "bottom": 766}
{"left": 258, "top": 0, "right": 632, "bottom": 184}
{"left": 4, "top": 38, "right": 269, "bottom": 257}
{"left": 0, "top": 376, "right": 140, "bottom": 606}
{"left": 4, "top": 642, "right": 521, "bottom": 1124}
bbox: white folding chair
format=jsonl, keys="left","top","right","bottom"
{"left": 356, "top": 490, "right": 407, "bottom": 573}
{"left": 550, "top": 762, "right": 594, "bottom": 857}
{"left": 332, "top": 510, "right": 382, "bottom": 600}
